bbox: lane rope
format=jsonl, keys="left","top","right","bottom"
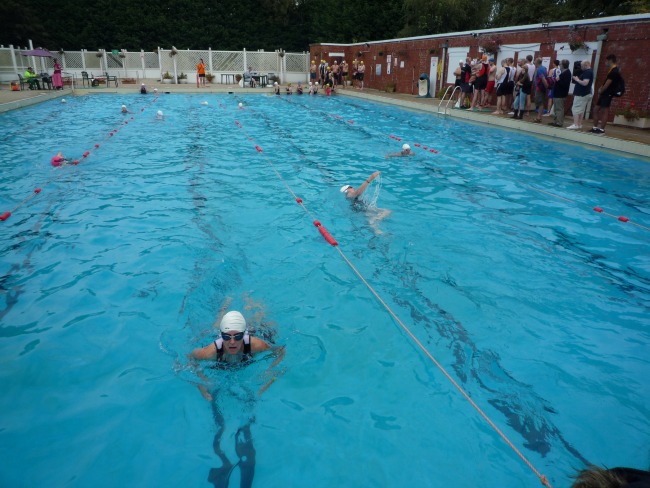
{"left": 1, "top": 96, "right": 159, "bottom": 223}
{"left": 226, "top": 99, "right": 553, "bottom": 488}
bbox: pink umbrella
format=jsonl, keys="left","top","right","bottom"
{"left": 20, "top": 48, "right": 55, "bottom": 57}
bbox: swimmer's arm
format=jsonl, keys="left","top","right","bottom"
{"left": 353, "top": 171, "right": 380, "bottom": 197}
{"left": 255, "top": 340, "right": 286, "bottom": 396}
{"left": 187, "top": 345, "right": 217, "bottom": 401}
{"left": 190, "top": 342, "right": 218, "bottom": 361}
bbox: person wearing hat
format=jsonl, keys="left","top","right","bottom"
{"left": 140, "top": 83, "right": 147, "bottom": 94}
{"left": 387, "top": 143, "right": 414, "bottom": 158}
{"left": 340, "top": 171, "right": 381, "bottom": 200}
{"left": 310, "top": 60, "right": 317, "bottom": 82}
{"left": 191, "top": 310, "right": 274, "bottom": 365}
{"left": 120, "top": 104, "right": 133, "bottom": 113}
{"left": 357, "top": 60, "right": 366, "bottom": 89}
{"left": 190, "top": 305, "right": 283, "bottom": 488}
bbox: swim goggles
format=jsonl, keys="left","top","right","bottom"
{"left": 221, "top": 332, "right": 245, "bottom": 341}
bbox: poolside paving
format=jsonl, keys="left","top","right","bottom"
{"left": 1, "top": 81, "right": 648, "bottom": 159}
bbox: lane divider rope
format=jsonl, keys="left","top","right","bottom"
{"left": 227, "top": 103, "right": 553, "bottom": 488}
{"left": 1, "top": 96, "right": 159, "bottom": 223}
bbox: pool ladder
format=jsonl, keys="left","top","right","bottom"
{"left": 437, "top": 86, "right": 461, "bottom": 115}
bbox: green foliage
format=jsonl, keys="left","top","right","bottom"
{"left": 1, "top": 0, "right": 649, "bottom": 51}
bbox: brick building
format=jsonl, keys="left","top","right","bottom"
{"left": 310, "top": 14, "right": 650, "bottom": 121}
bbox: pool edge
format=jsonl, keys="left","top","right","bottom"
{"left": 338, "top": 90, "right": 650, "bottom": 161}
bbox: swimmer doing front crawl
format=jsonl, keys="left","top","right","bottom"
{"left": 340, "top": 170, "right": 391, "bottom": 234}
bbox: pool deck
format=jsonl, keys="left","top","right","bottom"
{"left": 1, "top": 81, "right": 648, "bottom": 159}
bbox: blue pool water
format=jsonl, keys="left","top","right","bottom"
{"left": 1, "top": 93, "right": 649, "bottom": 487}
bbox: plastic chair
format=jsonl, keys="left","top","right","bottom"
{"left": 81, "top": 71, "right": 91, "bottom": 87}
{"left": 104, "top": 72, "right": 118, "bottom": 87}
{"left": 18, "top": 73, "right": 39, "bottom": 90}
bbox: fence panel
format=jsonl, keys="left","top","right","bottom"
{"left": 0, "top": 45, "right": 307, "bottom": 82}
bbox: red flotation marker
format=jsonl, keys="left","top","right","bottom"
{"left": 109, "top": 133, "right": 113, "bottom": 136}
{"left": 618, "top": 216, "right": 629, "bottom": 222}
{"left": 35, "top": 188, "right": 41, "bottom": 194}
{"left": 318, "top": 226, "right": 338, "bottom": 246}
{"left": 82, "top": 151, "right": 90, "bottom": 158}
{"left": 255, "top": 145, "right": 263, "bottom": 153}
{"left": 313, "top": 220, "right": 321, "bottom": 227}
{"left": 95, "top": 144, "right": 100, "bottom": 148}
{"left": 414, "top": 143, "right": 421, "bottom": 147}
{"left": 593, "top": 207, "right": 603, "bottom": 213}
{"left": 0, "top": 211, "right": 11, "bottom": 221}
{"left": 296, "top": 197, "right": 303, "bottom": 204}
{"left": 347, "top": 120, "right": 354, "bottom": 124}
{"left": 72, "top": 160, "right": 79, "bottom": 165}
{"left": 51, "top": 155, "right": 64, "bottom": 167}
{"left": 423, "top": 146, "right": 428, "bottom": 150}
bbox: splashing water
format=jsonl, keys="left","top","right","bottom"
{"left": 362, "top": 173, "right": 382, "bottom": 209}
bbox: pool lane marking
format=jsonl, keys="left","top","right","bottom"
{"left": 288, "top": 99, "right": 647, "bottom": 233}
{"left": 230, "top": 113, "right": 553, "bottom": 488}
{"left": 1, "top": 96, "right": 159, "bottom": 223}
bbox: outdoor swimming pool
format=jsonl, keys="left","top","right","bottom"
{"left": 1, "top": 93, "right": 649, "bottom": 487}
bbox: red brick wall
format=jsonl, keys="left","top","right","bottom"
{"left": 311, "top": 17, "right": 650, "bottom": 121}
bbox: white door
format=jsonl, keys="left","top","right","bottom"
{"left": 447, "top": 47, "right": 469, "bottom": 84}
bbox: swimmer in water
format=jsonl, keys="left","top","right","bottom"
{"left": 387, "top": 143, "right": 415, "bottom": 158}
{"left": 340, "top": 171, "right": 391, "bottom": 234}
{"left": 156, "top": 110, "right": 164, "bottom": 120}
{"left": 51, "top": 152, "right": 70, "bottom": 167}
{"left": 120, "top": 105, "right": 133, "bottom": 113}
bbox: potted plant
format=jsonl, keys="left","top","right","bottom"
{"left": 178, "top": 72, "right": 188, "bottom": 83}
{"left": 613, "top": 103, "right": 650, "bottom": 129}
{"left": 162, "top": 71, "right": 172, "bottom": 84}
{"left": 205, "top": 73, "right": 215, "bottom": 83}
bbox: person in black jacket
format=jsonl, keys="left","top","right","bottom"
{"left": 549, "top": 59, "right": 572, "bottom": 127}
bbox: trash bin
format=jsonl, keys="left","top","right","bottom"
{"left": 417, "top": 73, "right": 431, "bottom": 98}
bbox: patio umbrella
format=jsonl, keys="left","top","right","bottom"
{"left": 20, "top": 48, "right": 55, "bottom": 57}
{"left": 20, "top": 48, "right": 55, "bottom": 74}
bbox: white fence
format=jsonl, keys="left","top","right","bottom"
{"left": 0, "top": 44, "right": 310, "bottom": 85}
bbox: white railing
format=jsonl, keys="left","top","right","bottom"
{"left": 0, "top": 44, "right": 310, "bottom": 85}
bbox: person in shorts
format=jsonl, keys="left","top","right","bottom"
{"left": 197, "top": 58, "right": 206, "bottom": 87}
{"left": 532, "top": 58, "right": 548, "bottom": 123}
{"left": 590, "top": 54, "right": 622, "bottom": 134}
{"left": 568, "top": 60, "right": 594, "bottom": 130}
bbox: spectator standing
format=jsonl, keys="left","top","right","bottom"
{"left": 590, "top": 54, "right": 623, "bottom": 134}
{"left": 567, "top": 60, "right": 594, "bottom": 130}
{"left": 197, "top": 58, "right": 206, "bottom": 87}
{"left": 532, "top": 58, "right": 549, "bottom": 123}
{"left": 545, "top": 60, "right": 561, "bottom": 116}
{"left": 548, "top": 60, "right": 571, "bottom": 127}
{"left": 52, "top": 59, "right": 63, "bottom": 90}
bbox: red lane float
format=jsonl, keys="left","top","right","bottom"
{"left": 35, "top": 188, "right": 41, "bottom": 194}
{"left": 95, "top": 144, "right": 100, "bottom": 148}
{"left": 255, "top": 145, "right": 263, "bottom": 153}
{"left": 593, "top": 207, "right": 603, "bottom": 213}
{"left": 0, "top": 211, "right": 11, "bottom": 221}
{"left": 82, "top": 151, "right": 90, "bottom": 158}
{"left": 618, "top": 216, "right": 629, "bottom": 222}
{"left": 414, "top": 143, "right": 421, "bottom": 147}
{"left": 296, "top": 198, "right": 303, "bottom": 204}
{"left": 313, "top": 220, "right": 338, "bottom": 246}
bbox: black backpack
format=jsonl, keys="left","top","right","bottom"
{"left": 614, "top": 73, "right": 625, "bottom": 97}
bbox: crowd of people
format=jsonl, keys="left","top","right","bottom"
{"left": 453, "top": 54, "right": 623, "bottom": 134}
{"left": 310, "top": 58, "right": 366, "bottom": 90}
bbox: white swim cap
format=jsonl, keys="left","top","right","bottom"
{"left": 315, "top": 82, "right": 319, "bottom": 85}
{"left": 122, "top": 105, "right": 126, "bottom": 109}
{"left": 153, "top": 88, "right": 158, "bottom": 92}
{"left": 220, "top": 311, "right": 246, "bottom": 333}
{"left": 274, "top": 82, "right": 278, "bottom": 85}
{"left": 157, "top": 110, "right": 163, "bottom": 116}
{"left": 340, "top": 184, "right": 352, "bottom": 193}
{"left": 201, "top": 101, "right": 208, "bottom": 105}
{"left": 402, "top": 144, "right": 411, "bottom": 151}
{"left": 141, "top": 83, "right": 145, "bottom": 86}
{"left": 61, "top": 99, "right": 66, "bottom": 103}
{"left": 238, "top": 102, "right": 243, "bottom": 108}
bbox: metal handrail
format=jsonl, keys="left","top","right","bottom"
{"left": 443, "top": 86, "right": 461, "bottom": 115}
{"left": 436, "top": 86, "right": 453, "bottom": 114}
